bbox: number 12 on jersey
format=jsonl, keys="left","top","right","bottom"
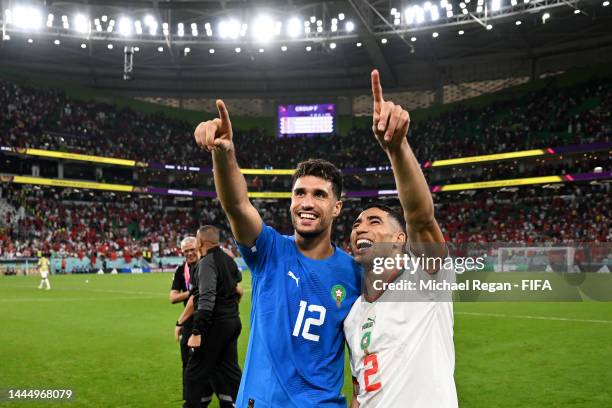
{"left": 292, "top": 300, "right": 326, "bottom": 342}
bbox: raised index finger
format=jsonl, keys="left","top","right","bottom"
{"left": 371, "top": 69, "right": 384, "bottom": 111}
{"left": 216, "top": 99, "right": 231, "bottom": 126}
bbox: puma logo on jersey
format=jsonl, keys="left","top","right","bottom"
{"left": 287, "top": 271, "right": 300, "bottom": 287}
{"left": 362, "top": 316, "right": 376, "bottom": 331}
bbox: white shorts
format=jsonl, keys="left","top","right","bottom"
{"left": 41, "top": 272, "right": 49, "bottom": 279}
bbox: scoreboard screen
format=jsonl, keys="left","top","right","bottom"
{"left": 277, "top": 103, "right": 335, "bottom": 137}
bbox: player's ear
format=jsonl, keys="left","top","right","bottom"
{"left": 332, "top": 200, "right": 343, "bottom": 218}
{"left": 395, "top": 231, "right": 407, "bottom": 244}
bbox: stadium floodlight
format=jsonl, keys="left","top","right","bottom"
{"left": 574, "top": 9, "right": 581, "bottom": 14}
{"left": 316, "top": 20, "right": 323, "bottom": 26}
{"left": 287, "top": 17, "right": 302, "bottom": 37}
{"left": 101, "top": 15, "right": 108, "bottom": 22}
{"left": 406, "top": 7, "right": 416, "bottom": 24}
{"left": 240, "top": 23, "right": 248, "bottom": 37}
{"left": 458, "top": 30, "right": 464, "bottom": 35}
{"left": 524, "top": 0, "right": 530, "bottom": 3}
{"left": 440, "top": 0, "right": 448, "bottom": 8}
{"left": 94, "top": 18, "right": 100, "bottom": 25}
{"left": 219, "top": 19, "right": 241, "bottom": 39}
{"left": 310, "top": 16, "right": 316, "bottom": 23}
{"left": 162, "top": 22, "right": 169, "bottom": 36}
{"left": 491, "top": 0, "right": 502, "bottom": 11}
{"left": 542, "top": 12, "right": 550, "bottom": 23}
{"left": 515, "top": 20, "right": 522, "bottom": 25}
{"left": 394, "top": 18, "right": 400, "bottom": 25}
{"left": 604, "top": 1, "right": 610, "bottom": 7}
{"left": 177, "top": 22, "right": 184, "bottom": 37}
{"left": 205, "top": 22, "right": 213, "bottom": 37}
{"left": 329, "top": 42, "right": 336, "bottom": 49}
{"left": 191, "top": 23, "right": 198, "bottom": 36}
{"left": 460, "top": 2, "right": 466, "bottom": 8}
{"left": 331, "top": 24, "right": 337, "bottom": 32}
{"left": 332, "top": 18, "right": 338, "bottom": 25}
{"left": 424, "top": 1, "right": 432, "bottom": 10}
{"left": 134, "top": 46, "right": 140, "bottom": 52}
{"left": 107, "top": 43, "right": 113, "bottom": 49}
{"left": 107, "top": 19, "right": 115, "bottom": 33}
{"left": 4, "top": 9, "right": 12, "bottom": 24}
{"left": 259, "top": 48, "right": 264, "bottom": 53}
{"left": 486, "top": 24, "right": 493, "bottom": 30}
{"left": 391, "top": 7, "right": 397, "bottom": 15}
{"left": 74, "top": 14, "right": 89, "bottom": 34}
{"left": 316, "top": 26, "right": 323, "bottom": 33}
{"left": 209, "top": 48, "right": 215, "bottom": 54}
{"left": 235, "top": 47, "right": 241, "bottom": 53}
{"left": 356, "top": 42, "right": 362, "bottom": 47}
{"left": 477, "top": 6, "right": 484, "bottom": 12}
{"left": 81, "top": 43, "right": 86, "bottom": 48}
{"left": 447, "top": 10, "right": 454, "bottom": 17}
{"left": 135, "top": 21, "right": 143, "bottom": 35}
{"left": 281, "top": 45, "right": 288, "bottom": 51}
{"left": 432, "top": 31, "right": 439, "bottom": 37}
{"left": 27, "top": 38, "right": 33, "bottom": 43}
{"left": 346, "top": 21, "right": 355, "bottom": 32}
{"left": 381, "top": 38, "right": 388, "bottom": 44}
{"left": 157, "top": 46, "right": 163, "bottom": 52}
{"left": 119, "top": 17, "right": 133, "bottom": 36}
{"left": 252, "top": 15, "right": 275, "bottom": 43}
{"left": 430, "top": 5, "right": 440, "bottom": 21}
{"left": 411, "top": 36, "right": 417, "bottom": 42}
{"left": 184, "top": 47, "right": 190, "bottom": 55}
{"left": 47, "top": 14, "right": 54, "bottom": 28}
{"left": 511, "top": 0, "right": 518, "bottom": 4}
{"left": 463, "top": 8, "right": 469, "bottom": 14}
{"left": 54, "top": 39, "right": 60, "bottom": 45}
{"left": 338, "top": 13, "right": 345, "bottom": 20}
{"left": 2, "top": 34, "right": 9, "bottom": 41}
{"left": 416, "top": 6, "right": 425, "bottom": 24}
{"left": 13, "top": 6, "right": 43, "bottom": 29}
{"left": 306, "top": 45, "right": 312, "bottom": 51}
{"left": 275, "top": 21, "right": 282, "bottom": 36}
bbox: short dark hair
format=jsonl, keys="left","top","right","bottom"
{"left": 197, "top": 225, "right": 220, "bottom": 244}
{"left": 362, "top": 202, "right": 406, "bottom": 233}
{"left": 292, "top": 159, "right": 343, "bottom": 199}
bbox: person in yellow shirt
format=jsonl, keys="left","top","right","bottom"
{"left": 37, "top": 255, "right": 51, "bottom": 290}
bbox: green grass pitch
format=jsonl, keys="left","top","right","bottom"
{"left": 1, "top": 273, "right": 611, "bottom": 407}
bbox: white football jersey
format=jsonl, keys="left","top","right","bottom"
{"left": 344, "top": 265, "right": 458, "bottom": 408}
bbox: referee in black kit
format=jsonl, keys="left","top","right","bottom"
{"left": 182, "top": 225, "right": 243, "bottom": 408}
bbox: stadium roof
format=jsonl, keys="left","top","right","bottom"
{"left": 1, "top": 0, "right": 611, "bottom": 98}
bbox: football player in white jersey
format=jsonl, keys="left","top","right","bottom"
{"left": 343, "top": 70, "right": 458, "bottom": 408}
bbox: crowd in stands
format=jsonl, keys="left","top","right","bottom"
{"left": 1, "top": 183, "right": 609, "bottom": 261}
{"left": 1, "top": 77, "right": 610, "bottom": 171}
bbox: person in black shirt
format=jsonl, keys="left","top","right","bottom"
{"left": 180, "top": 226, "right": 243, "bottom": 408}
{"left": 170, "top": 236, "right": 200, "bottom": 403}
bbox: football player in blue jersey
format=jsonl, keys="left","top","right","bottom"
{"left": 194, "top": 101, "right": 362, "bottom": 407}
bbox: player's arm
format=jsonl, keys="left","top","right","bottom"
{"left": 350, "top": 377, "right": 360, "bottom": 408}
{"left": 194, "top": 100, "right": 262, "bottom": 247}
{"left": 169, "top": 290, "right": 190, "bottom": 304}
{"left": 174, "top": 295, "right": 194, "bottom": 341}
{"left": 370, "top": 69, "right": 446, "bottom": 271}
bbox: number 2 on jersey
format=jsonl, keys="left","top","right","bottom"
{"left": 364, "top": 353, "right": 382, "bottom": 392}
{"left": 292, "top": 300, "right": 326, "bottom": 342}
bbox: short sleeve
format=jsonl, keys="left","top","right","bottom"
{"left": 170, "top": 265, "right": 184, "bottom": 291}
{"left": 236, "top": 224, "right": 280, "bottom": 275}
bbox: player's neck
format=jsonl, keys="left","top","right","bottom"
{"left": 295, "top": 231, "right": 334, "bottom": 260}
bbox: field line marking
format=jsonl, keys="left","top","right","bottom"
{"left": 455, "top": 311, "right": 612, "bottom": 324}
{"left": 0, "top": 296, "right": 162, "bottom": 302}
